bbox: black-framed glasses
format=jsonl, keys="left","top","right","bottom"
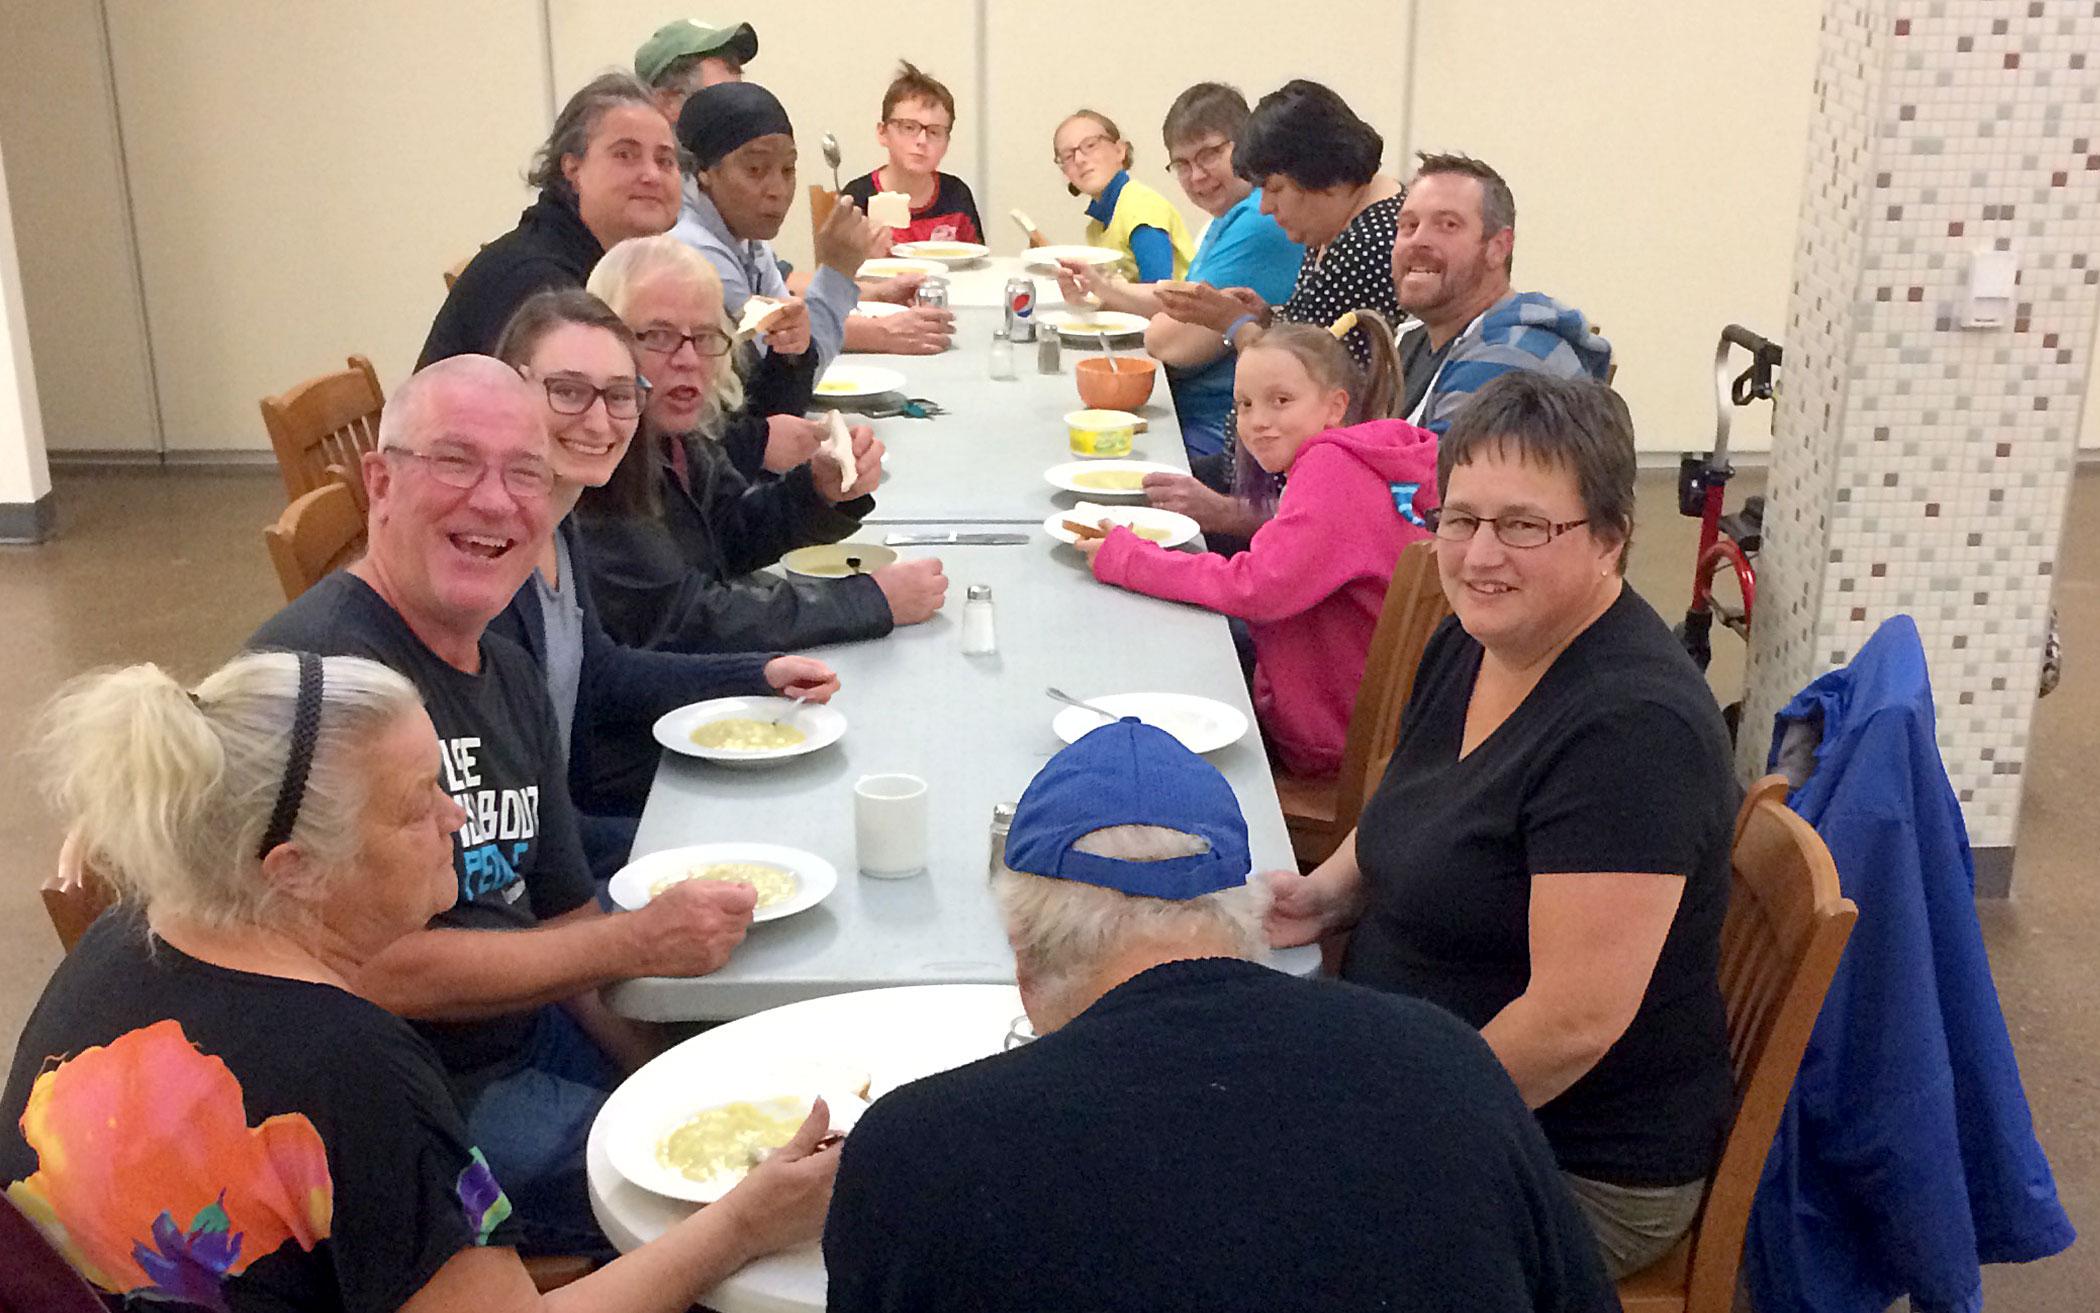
{"left": 1167, "top": 140, "right": 1231, "bottom": 180}
{"left": 885, "top": 116, "right": 952, "bottom": 143}
{"left": 385, "top": 446, "right": 555, "bottom": 500}
{"left": 1424, "top": 507, "right": 1589, "bottom": 549}
{"left": 1052, "top": 133, "right": 1114, "bottom": 168}
{"left": 635, "top": 326, "right": 734, "bottom": 359}
{"left": 539, "top": 375, "right": 649, "bottom": 419}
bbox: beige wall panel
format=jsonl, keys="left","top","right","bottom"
{"left": 1411, "top": 0, "right": 1818, "bottom": 455}
{"left": 105, "top": 0, "right": 549, "bottom": 452}
{"left": 0, "top": 0, "right": 158, "bottom": 452}
{"left": 985, "top": 3, "right": 1413, "bottom": 256}
{"left": 548, "top": 1, "right": 979, "bottom": 273}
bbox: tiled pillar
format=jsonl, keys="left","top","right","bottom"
{"left": 1737, "top": 0, "right": 2100, "bottom": 895}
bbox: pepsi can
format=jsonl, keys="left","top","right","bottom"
{"left": 1002, "top": 277, "right": 1037, "bottom": 342}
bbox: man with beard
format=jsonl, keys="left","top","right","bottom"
{"left": 1391, "top": 154, "right": 1613, "bottom": 434}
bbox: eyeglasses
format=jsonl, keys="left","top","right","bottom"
{"left": 539, "top": 375, "right": 649, "bottom": 419}
{"left": 1167, "top": 140, "right": 1231, "bottom": 180}
{"left": 386, "top": 446, "right": 555, "bottom": 500}
{"left": 635, "top": 326, "right": 734, "bottom": 359}
{"left": 1424, "top": 507, "right": 1589, "bottom": 549}
{"left": 1052, "top": 133, "right": 1114, "bottom": 168}
{"left": 884, "top": 116, "right": 952, "bottom": 143}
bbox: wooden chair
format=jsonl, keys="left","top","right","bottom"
{"left": 40, "top": 830, "right": 116, "bottom": 954}
{"left": 258, "top": 355, "right": 385, "bottom": 511}
{"left": 1616, "top": 776, "right": 1858, "bottom": 1312}
{"left": 263, "top": 476, "right": 366, "bottom": 602}
{"left": 443, "top": 253, "right": 474, "bottom": 290}
{"left": 1274, "top": 540, "right": 1451, "bottom": 869}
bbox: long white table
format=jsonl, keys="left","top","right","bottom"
{"left": 834, "top": 306, "right": 1185, "bottom": 524}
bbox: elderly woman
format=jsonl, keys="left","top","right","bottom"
{"left": 574, "top": 236, "right": 948, "bottom": 653}
{"left": 1267, "top": 373, "right": 1736, "bottom": 1277}
{"left": 1050, "top": 110, "right": 1194, "bottom": 283}
{"left": 1152, "top": 79, "right": 1407, "bottom": 544}
{"left": 0, "top": 653, "right": 837, "bottom": 1311}
{"left": 484, "top": 290, "right": 839, "bottom": 867}
{"left": 1054, "top": 83, "right": 1305, "bottom": 459}
{"left": 824, "top": 720, "right": 1617, "bottom": 1312}
{"left": 420, "top": 73, "right": 681, "bottom": 367}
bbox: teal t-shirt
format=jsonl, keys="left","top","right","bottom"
{"left": 1168, "top": 191, "right": 1305, "bottom": 454}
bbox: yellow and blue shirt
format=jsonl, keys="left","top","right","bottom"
{"left": 1083, "top": 171, "right": 1194, "bottom": 282}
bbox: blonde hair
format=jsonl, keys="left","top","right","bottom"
{"left": 993, "top": 824, "right": 1269, "bottom": 1014}
{"left": 587, "top": 234, "right": 746, "bottom": 428}
{"left": 1241, "top": 310, "right": 1404, "bottom": 424}
{"left": 35, "top": 653, "right": 423, "bottom": 929}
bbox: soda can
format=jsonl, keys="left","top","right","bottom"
{"left": 1002, "top": 277, "right": 1037, "bottom": 342}
{"left": 915, "top": 276, "right": 949, "bottom": 309}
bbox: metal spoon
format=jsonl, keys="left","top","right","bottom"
{"left": 821, "top": 133, "right": 843, "bottom": 192}
{"left": 1046, "top": 686, "right": 1121, "bottom": 722}
{"left": 1096, "top": 330, "right": 1121, "bottom": 373}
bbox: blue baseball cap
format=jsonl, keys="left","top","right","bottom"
{"left": 1004, "top": 719, "right": 1251, "bottom": 899}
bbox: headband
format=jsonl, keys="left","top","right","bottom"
{"left": 677, "top": 81, "right": 794, "bottom": 172}
{"left": 257, "top": 652, "right": 324, "bottom": 860}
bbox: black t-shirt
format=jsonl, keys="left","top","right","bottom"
{"left": 841, "top": 170, "right": 983, "bottom": 245}
{"left": 825, "top": 958, "right": 1617, "bottom": 1313}
{"left": 1399, "top": 324, "right": 1455, "bottom": 419}
{"left": 248, "top": 572, "right": 594, "bottom": 1084}
{"left": 1343, "top": 586, "right": 1737, "bottom": 1187}
{"left": 0, "top": 914, "right": 518, "bottom": 1312}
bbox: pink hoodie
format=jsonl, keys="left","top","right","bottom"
{"left": 1092, "top": 418, "right": 1439, "bottom": 777}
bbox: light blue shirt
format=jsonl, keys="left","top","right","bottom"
{"left": 671, "top": 177, "right": 854, "bottom": 370}
{"left": 1169, "top": 189, "right": 1305, "bottom": 452}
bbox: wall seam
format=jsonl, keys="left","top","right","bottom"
{"left": 93, "top": 0, "right": 167, "bottom": 458}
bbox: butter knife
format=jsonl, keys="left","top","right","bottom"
{"left": 883, "top": 531, "right": 1029, "bottom": 546}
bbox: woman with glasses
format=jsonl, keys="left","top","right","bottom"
{"left": 573, "top": 235, "right": 949, "bottom": 656}
{"left": 485, "top": 290, "right": 840, "bottom": 870}
{"left": 1051, "top": 110, "right": 1193, "bottom": 283}
{"left": 1266, "top": 373, "right": 1736, "bottom": 1279}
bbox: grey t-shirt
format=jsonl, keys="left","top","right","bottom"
{"left": 532, "top": 530, "right": 585, "bottom": 764}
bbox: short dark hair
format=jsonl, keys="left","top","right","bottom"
{"left": 1438, "top": 372, "right": 1638, "bottom": 571}
{"left": 1162, "top": 82, "right": 1250, "bottom": 152}
{"left": 883, "top": 61, "right": 956, "bottom": 123}
{"left": 1234, "top": 80, "right": 1383, "bottom": 192}
{"left": 528, "top": 73, "right": 658, "bottom": 198}
{"left": 649, "top": 49, "right": 736, "bottom": 94}
{"left": 1413, "top": 151, "right": 1516, "bottom": 269}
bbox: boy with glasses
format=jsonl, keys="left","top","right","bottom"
{"left": 842, "top": 62, "right": 984, "bottom": 247}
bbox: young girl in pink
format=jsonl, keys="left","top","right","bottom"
{"left": 1080, "top": 316, "right": 1437, "bottom": 777}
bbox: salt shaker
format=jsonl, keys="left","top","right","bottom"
{"left": 988, "top": 330, "right": 1017, "bottom": 381}
{"left": 1037, "top": 321, "right": 1062, "bottom": 373}
{"left": 961, "top": 583, "right": 997, "bottom": 654}
{"left": 988, "top": 801, "right": 1017, "bottom": 879}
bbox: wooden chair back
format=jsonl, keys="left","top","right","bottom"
{"left": 258, "top": 355, "right": 385, "bottom": 511}
{"left": 40, "top": 830, "right": 117, "bottom": 954}
{"left": 1618, "top": 775, "right": 1858, "bottom": 1312}
{"left": 1331, "top": 540, "right": 1451, "bottom": 833}
{"left": 810, "top": 185, "right": 841, "bottom": 250}
{"left": 443, "top": 253, "right": 473, "bottom": 290}
{"left": 263, "top": 476, "right": 366, "bottom": 602}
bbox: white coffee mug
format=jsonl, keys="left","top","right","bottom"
{"left": 854, "top": 773, "right": 929, "bottom": 877}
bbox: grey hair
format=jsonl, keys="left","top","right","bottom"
{"left": 993, "top": 824, "right": 1270, "bottom": 1011}
{"left": 34, "top": 653, "right": 425, "bottom": 930}
{"left": 380, "top": 354, "right": 540, "bottom": 453}
{"left": 587, "top": 234, "right": 747, "bottom": 425}
{"left": 527, "top": 72, "right": 659, "bottom": 197}
{"left": 1437, "top": 372, "right": 1638, "bottom": 572}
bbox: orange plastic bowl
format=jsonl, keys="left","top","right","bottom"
{"left": 1075, "top": 356, "right": 1157, "bottom": 410}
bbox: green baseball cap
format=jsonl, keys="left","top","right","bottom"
{"left": 634, "top": 19, "right": 759, "bottom": 85}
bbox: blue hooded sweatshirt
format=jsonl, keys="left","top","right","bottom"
{"left": 1745, "top": 615, "right": 2073, "bottom": 1313}
{"left": 1412, "top": 291, "right": 1613, "bottom": 436}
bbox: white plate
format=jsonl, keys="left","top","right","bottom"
{"left": 857, "top": 257, "right": 946, "bottom": 279}
{"left": 891, "top": 240, "right": 990, "bottom": 266}
{"left": 603, "top": 1058, "right": 872, "bottom": 1204}
{"left": 852, "top": 300, "right": 910, "bottom": 318}
{"left": 652, "top": 696, "right": 847, "bottom": 766}
{"left": 780, "top": 542, "right": 899, "bottom": 578}
{"left": 1051, "top": 692, "right": 1251, "bottom": 755}
{"left": 1023, "top": 245, "right": 1125, "bottom": 275}
{"left": 1038, "top": 309, "right": 1149, "bottom": 339}
{"left": 1043, "top": 458, "right": 1178, "bottom": 498}
{"left": 1043, "top": 504, "right": 1200, "bottom": 549}
{"left": 813, "top": 365, "right": 908, "bottom": 400}
{"left": 606, "top": 842, "right": 838, "bottom": 923}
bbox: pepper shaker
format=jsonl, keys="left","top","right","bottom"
{"left": 1037, "top": 321, "right": 1062, "bottom": 373}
